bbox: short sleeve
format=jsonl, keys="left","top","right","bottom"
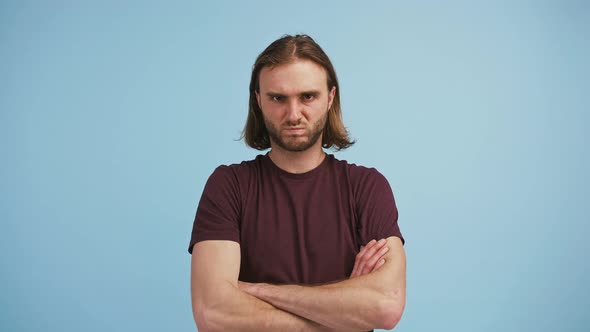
{"left": 355, "top": 168, "right": 404, "bottom": 246}
{"left": 187, "top": 166, "right": 241, "bottom": 254}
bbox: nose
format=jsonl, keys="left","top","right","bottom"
{"left": 285, "top": 99, "right": 302, "bottom": 124}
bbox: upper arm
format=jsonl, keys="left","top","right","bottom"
{"left": 382, "top": 236, "right": 406, "bottom": 289}
{"left": 353, "top": 168, "right": 404, "bottom": 246}
{"left": 190, "top": 240, "right": 241, "bottom": 323}
{"left": 188, "top": 166, "right": 242, "bottom": 254}
{"left": 376, "top": 236, "right": 406, "bottom": 326}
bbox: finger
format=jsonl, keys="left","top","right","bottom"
{"left": 363, "top": 245, "right": 389, "bottom": 274}
{"left": 355, "top": 240, "right": 382, "bottom": 276}
{"left": 360, "top": 242, "right": 388, "bottom": 275}
{"left": 351, "top": 239, "right": 387, "bottom": 277}
{"left": 356, "top": 239, "right": 387, "bottom": 276}
{"left": 360, "top": 239, "right": 378, "bottom": 256}
{"left": 372, "top": 258, "right": 386, "bottom": 272}
{"left": 351, "top": 253, "right": 360, "bottom": 278}
{"left": 351, "top": 241, "right": 372, "bottom": 277}
{"left": 351, "top": 240, "right": 376, "bottom": 277}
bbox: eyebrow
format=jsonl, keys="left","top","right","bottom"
{"left": 265, "top": 92, "right": 285, "bottom": 98}
{"left": 265, "top": 90, "right": 321, "bottom": 97}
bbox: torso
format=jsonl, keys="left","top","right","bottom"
{"left": 237, "top": 154, "right": 361, "bottom": 284}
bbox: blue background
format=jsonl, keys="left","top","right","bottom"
{"left": 2, "top": 1, "right": 588, "bottom": 331}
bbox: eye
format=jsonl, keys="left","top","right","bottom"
{"left": 302, "top": 94, "right": 315, "bottom": 101}
{"left": 271, "top": 95, "right": 284, "bottom": 102}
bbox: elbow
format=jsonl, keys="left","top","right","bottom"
{"left": 377, "top": 297, "right": 405, "bottom": 330}
{"left": 193, "top": 306, "right": 224, "bottom": 332}
{"left": 193, "top": 307, "right": 209, "bottom": 331}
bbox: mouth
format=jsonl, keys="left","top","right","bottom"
{"left": 284, "top": 127, "right": 306, "bottom": 135}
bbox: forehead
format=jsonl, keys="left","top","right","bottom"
{"left": 258, "top": 60, "right": 328, "bottom": 93}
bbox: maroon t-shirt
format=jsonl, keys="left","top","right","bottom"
{"left": 188, "top": 153, "right": 404, "bottom": 285}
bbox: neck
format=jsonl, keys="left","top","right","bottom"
{"left": 268, "top": 144, "right": 326, "bottom": 174}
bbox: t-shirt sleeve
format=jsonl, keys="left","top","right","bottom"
{"left": 355, "top": 168, "right": 405, "bottom": 246}
{"left": 187, "top": 166, "right": 241, "bottom": 254}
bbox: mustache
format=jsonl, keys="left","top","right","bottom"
{"left": 284, "top": 120, "right": 303, "bottom": 127}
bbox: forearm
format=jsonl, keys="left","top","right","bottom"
{"left": 242, "top": 237, "right": 406, "bottom": 330}
{"left": 191, "top": 241, "right": 333, "bottom": 331}
{"left": 245, "top": 277, "right": 398, "bottom": 330}
{"left": 194, "top": 282, "right": 333, "bottom": 332}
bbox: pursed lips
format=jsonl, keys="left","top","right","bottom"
{"left": 284, "top": 127, "right": 306, "bottom": 135}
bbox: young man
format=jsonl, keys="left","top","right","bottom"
{"left": 188, "top": 34, "right": 406, "bottom": 331}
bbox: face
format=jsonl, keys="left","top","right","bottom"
{"left": 256, "top": 60, "right": 336, "bottom": 153}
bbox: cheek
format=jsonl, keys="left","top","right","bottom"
{"left": 261, "top": 106, "right": 282, "bottom": 121}
{"left": 262, "top": 100, "right": 279, "bottom": 111}
{"left": 309, "top": 101, "right": 329, "bottom": 116}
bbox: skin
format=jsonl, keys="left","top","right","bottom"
{"left": 191, "top": 239, "right": 388, "bottom": 331}
{"left": 255, "top": 59, "right": 336, "bottom": 174}
{"left": 237, "top": 236, "right": 405, "bottom": 331}
{"left": 191, "top": 59, "right": 406, "bottom": 331}
{"left": 351, "top": 239, "right": 390, "bottom": 278}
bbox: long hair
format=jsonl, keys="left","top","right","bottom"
{"left": 242, "top": 34, "right": 355, "bottom": 151}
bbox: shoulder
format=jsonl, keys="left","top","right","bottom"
{"left": 203, "top": 155, "right": 266, "bottom": 194}
{"left": 329, "top": 156, "right": 394, "bottom": 203}
{"left": 209, "top": 155, "right": 265, "bottom": 179}
{"left": 329, "top": 155, "right": 389, "bottom": 185}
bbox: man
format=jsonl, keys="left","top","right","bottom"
{"left": 188, "top": 34, "right": 406, "bottom": 331}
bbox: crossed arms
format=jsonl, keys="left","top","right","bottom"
{"left": 190, "top": 236, "right": 406, "bottom": 331}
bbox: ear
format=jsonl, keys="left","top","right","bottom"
{"left": 255, "top": 90, "right": 262, "bottom": 109}
{"left": 327, "top": 86, "right": 336, "bottom": 110}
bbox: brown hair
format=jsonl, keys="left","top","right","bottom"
{"left": 242, "top": 34, "right": 355, "bottom": 151}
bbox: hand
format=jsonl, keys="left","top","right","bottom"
{"left": 349, "top": 239, "right": 389, "bottom": 278}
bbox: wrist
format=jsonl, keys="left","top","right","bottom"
{"left": 238, "top": 280, "right": 273, "bottom": 299}
{"left": 255, "top": 282, "right": 272, "bottom": 299}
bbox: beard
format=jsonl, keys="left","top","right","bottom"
{"left": 264, "top": 113, "right": 327, "bottom": 152}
